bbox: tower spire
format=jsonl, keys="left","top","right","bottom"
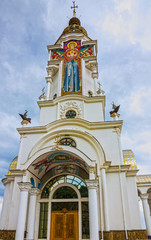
{"left": 71, "top": 1, "right": 78, "bottom": 17}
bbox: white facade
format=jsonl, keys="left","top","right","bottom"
{"left": 0, "top": 13, "right": 151, "bottom": 240}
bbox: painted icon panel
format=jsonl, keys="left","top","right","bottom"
{"left": 51, "top": 40, "right": 94, "bottom": 96}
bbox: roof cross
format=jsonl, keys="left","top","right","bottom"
{"left": 71, "top": 1, "right": 78, "bottom": 17}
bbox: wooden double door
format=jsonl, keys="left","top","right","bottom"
{"left": 50, "top": 208, "right": 78, "bottom": 240}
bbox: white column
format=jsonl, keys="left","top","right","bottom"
{"left": 101, "top": 168, "right": 110, "bottom": 231}
{"left": 15, "top": 182, "right": 32, "bottom": 240}
{"left": 46, "top": 77, "right": 52, "bottom": 100}
{"left": 91, "top": 63, "right": 98, "bottom": 95}
{"left": 0, "top": 179, "right": 10, "bottom": 229}
{"left": 140, "top": 193, "right": 151, "bottom": 237}
{"left": 26, "top": 188, "right": 40, "bottom": 240}
{"left": 86, "top": 179, "right": 99, "bottom": 240}
{"left": 92, "top": 72, "right": 98, "bottom": 95}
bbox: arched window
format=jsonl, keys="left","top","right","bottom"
{"left": 53, "top": 186, "right": 78, "bottom": 199}
{"left": 41, "top": 175, "right": 88, "bottom": 198}
{"left": 59, "top": 138, "right": 76, "bottom": 147}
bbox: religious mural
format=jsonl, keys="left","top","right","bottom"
{"left": 30, "top": 152, "right": 88, "bottom": 176}
{"left": 51, "top": 40, "right": 94, "bottom": 95}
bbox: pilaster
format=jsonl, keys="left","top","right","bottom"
{"left": 15, "top": 182, "right": 32, "bottom": 240}
{"left": 140, "top": 193, "right": 151, "bottom": 238}
{"left": 86, "top": 179, "right": 99, "bottom": 240}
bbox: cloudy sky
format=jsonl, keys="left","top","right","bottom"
{"left": 0, "top": 0, "right": 151, "bottom": 223}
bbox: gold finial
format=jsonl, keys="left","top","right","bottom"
{"left": 71, "top": 1, "right": 78, "bottom": 17}
{"left": 97, "top": 81, "right": 105, "bottom": 95}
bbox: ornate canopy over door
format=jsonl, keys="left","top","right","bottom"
{"left": 51, "top": 208, "right": 78, "bottom": 240}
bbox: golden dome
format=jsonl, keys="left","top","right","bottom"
{"left": 8, "top": 156, "right": 18, "bottom": 175}
{"left": 123, "top": 150, "right": 137, "bottom": 170}
{"left": 69, "top": 17, "right": 81, "bottom": 26}
{"left": 61, "top": 17, "right": 88, "bottom": 38}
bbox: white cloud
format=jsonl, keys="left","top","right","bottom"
{"left": 97, "top": 0, "right": 151, "bottom": 50}
{"left": 129, "top": 88, "right": 151, "bottom": 115}
{"left": 1, "top": 61, "right": 44, "bottom": 94}
{"left": 122, "top": 128, "right": 151, "bottom": 174}
{"left": 136, "top": 131, "right": 151, "bottom": 157}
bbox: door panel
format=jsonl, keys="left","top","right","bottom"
{"left": 51, "top": 209, "right": 78, "bottom": 240}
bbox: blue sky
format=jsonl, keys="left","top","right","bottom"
{"left": 0, "top": 0, "right": 151, "bottom": 223}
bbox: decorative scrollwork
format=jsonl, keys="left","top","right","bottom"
{"left": 60, "top": 102, "right": 82, "bottom": 119}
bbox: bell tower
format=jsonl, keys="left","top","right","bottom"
{"left": 39, "top": 3, "right": 105, "bottom": 126}
{"left": 45, "top": 4, "right": 99, "bottom": 99}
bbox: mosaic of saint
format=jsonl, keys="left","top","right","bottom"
{"left": 51, "top": 40, "right": 94, "bottom": 95}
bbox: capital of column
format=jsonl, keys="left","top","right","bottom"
{"left": 29, "top": 188, "right": 40, "bottom": 196}
{"left": 45, "top": 76, "right": 53, "bottom": 83}
{"left": 18, "top": 182, "right": 32, "bottom": 192}
{"left": 2, "top": 178, "right": 11, "bottom": 186}
{"left": 85, "top": 179, "right": 99, "bottom": 190}
{"left": 140, "top": 193, "right": 149, "bottom": 200}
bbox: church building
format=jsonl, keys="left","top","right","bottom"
{"left": 0, "top": 3, "right": 151, "bottom": 240}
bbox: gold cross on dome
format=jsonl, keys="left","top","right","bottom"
{"left": 71, "top": 1, "right": 78, "bottom": 17}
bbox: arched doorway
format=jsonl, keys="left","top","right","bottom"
{"left": 38, "top": 175, "right": 89, "bottom": 240}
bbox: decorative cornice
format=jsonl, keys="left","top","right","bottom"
{"left": 18, "top": 182, "right": 32, "bottom": 192}
{"left": 17, "top": 119, "right": 123, "bottom": 135}
{"left": 85, "top": 179, "right": 99, "bottom": 189}
{"left": 38, "top": 94, "right": 105, "bottom": 107}
{"left": 47, "top": 44, "right": 62, "bottom": 52}
{"left": 106, "top": 165, "right": 130, "bottom": 173}
{"left": 100, "top": 161, "right": 111, "bottom": 170}
{"left": 6, "top": 170, "right": 27, "bottom": 177}
{"left": 126, "top": 170, "right": 139, "bottom": 177}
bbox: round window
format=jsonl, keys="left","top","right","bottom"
{"left": 65, "top": 110, "right": 76, "bottom": 119}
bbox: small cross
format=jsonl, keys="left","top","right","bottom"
{"left": 71, "top": 1, "right": 78, "bottom": 16}
{"left": 98, "top": 82, "right": 101, "bottom": 90}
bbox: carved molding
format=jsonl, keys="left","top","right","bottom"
{"left": 140, "top": 193, "right": 149, "bottom": 200}
{"left": 30, "top": 188, "right": 40, "bottom": 196}
{"left": 85, "top": 179, "right": 99, "bottom": 189}
{"left": 60, "top": 102, "right": 82, "bottom": 119}
{"left": 18, "top": 182, "right": 32, "bottom": 192}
